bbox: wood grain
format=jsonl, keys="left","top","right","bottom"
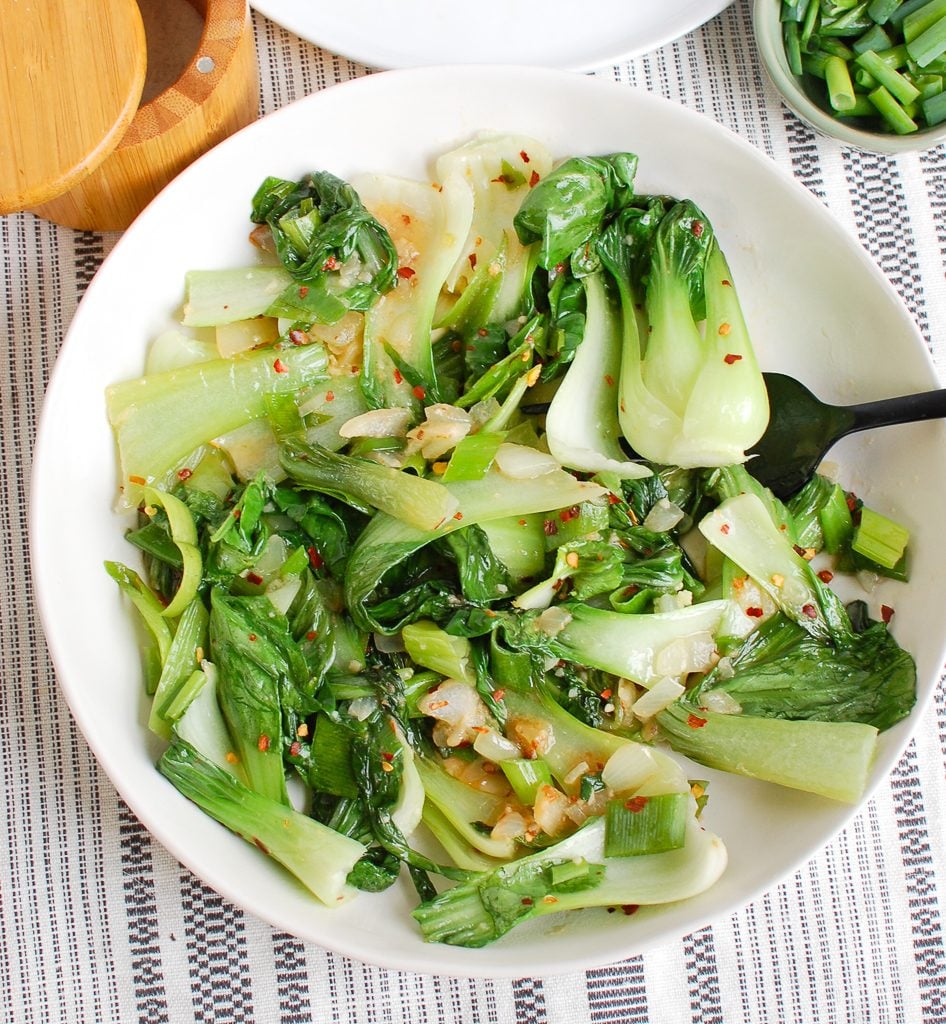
{"left": 0, "top": 0, "right": 147, "bottom": 213}
{"left": 31, "top": 0, "right": 259, "bottom": 231}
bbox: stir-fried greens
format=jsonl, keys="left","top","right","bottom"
{"left": 105, "top": 134, "right": 916, "bottom": 948}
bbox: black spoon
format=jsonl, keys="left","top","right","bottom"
{"left": 746, "top": 372, "right": 946, "bottom": 499}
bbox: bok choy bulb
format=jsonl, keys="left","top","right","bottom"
{"left": 617, "top": 201, "right": 769, "bottom": 468}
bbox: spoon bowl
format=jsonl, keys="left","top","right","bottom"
{"left": 746, "top": 372, "right": 946, "bottom": 499}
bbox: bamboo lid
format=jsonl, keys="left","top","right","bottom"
{"left": 0, "top": 0, "right": 147, "bottom": 214}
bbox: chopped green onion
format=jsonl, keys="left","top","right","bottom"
{"left": 854, "top": 23, "right": 895, "bottom": 50}
{"left": 868, "top": 0, "right": 905, "bottom": 22}
{"left": 500, "top": 758, "right": 554, "bottom": 806}
{"left": 819, "top": 484, "right": 855, "bottom": 555}
{"left": 856, "top": 48, "right": 922, "bottom": 101}
{"left": 442, "top": 431, "right": 505, "bottom": 482}
{"left": 906, "top": 12, "right": 946, "bottom": 64}
{"left": 869, "top": 82, "right": 921, "bottom": 129}
{"left": 603, "top": 793, "right": 689, "bottom": 857}
{"left": 851, "top": 506, "right": 911, "bottom": 569}
{"left": 923, "top": 85, "right": 946, "bottom": 118}
{"left": 827, "top": 54, "right": 860, "bottom": 108}
{"left": 903, "top": 0, "right": 946, "bottom": 41}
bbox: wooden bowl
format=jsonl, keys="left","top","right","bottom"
{"left": 27, "top": 0, "right": 259, "bottom": 231}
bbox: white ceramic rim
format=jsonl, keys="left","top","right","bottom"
{"left": 30, "top": 65, "right": 946, "bottom": 978}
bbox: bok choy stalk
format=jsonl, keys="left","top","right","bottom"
{"left": 354, "top": 170, "right": 473, "bottom": 408}
{"left": 412, "top": 808, "right": 726, "bottom": 947}
{"left": 159, "top": 738, "right": 364, "bottom": 905}
{"left": 544, "top": 273, "right": 650, "bottom": 479}
{"left": 504, "top": 600, "right": 730, "bottom": 689}
{"left": 250, "top": 171, "right": 399, "bottom": 324}
{"left": 279, "top": 435, "right": 460, "bottom": 531}
{"left": 106, "top": 342, "right": 328, "bottom": 509}
{"left": 606, "top": 201, "right": 769, "bottom": 468}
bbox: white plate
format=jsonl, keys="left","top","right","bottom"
{"left": 32, "top": 66, "right": 946, "bottom": 978}
{"left": 251, "top": 0, "right": 734, "bottom": 70}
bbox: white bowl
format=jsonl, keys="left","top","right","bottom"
{"left": 31, "top": 65, "right": 946, "bottom": 978}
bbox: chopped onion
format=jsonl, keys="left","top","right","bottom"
{"left": 473, "top": 727, "right": 521, "bottom": 763}
{"left": 507, "top": 716, "right": 552, "bottom": 759}
{"left": 348, "top": 697, "right": 376, "bottom": 721}
{"left": 631, "top": 677, "right": 685, "bottom": 719}
{"left": 534, "top": 605, "right": 572, "bottom": 637}
{"left": 563, "top": 760, "right": 590, "bottom": 787}
{"left": 338, "top": 407, "right": 410, "bottom": 439}
{"left": 494, "top": 443, "right": 560, "bottom": 479}
{"left": 418, "top": 679, "right": 490, "bottom": 748}
{"left": 456, "top": 756, "right": 510, "bottom": 797}
{"left": 265, "top": 575, "right": 302, "bottom": 616}
{"left": 407, "top": 403, "right": 472, "bottom": 460}
{"left": 654, "top": 590, "right": 693, "bottom": 613}
{"left": 601, "top": 743, "right": 660, "bottom": 794}
{"left": 654, "top": 631, "right": 718, "bottom": 678}
{"left": 700, "top": 690, "right": 743, "bottom": 715}
{"left": 491, "top": 810, "right": 528, "bottom": 842}
{"left": 533, "top": 784, "right": 571, "bottom": 837}
{"left": 643, "top": 497, "right": 685, "bottom": 533}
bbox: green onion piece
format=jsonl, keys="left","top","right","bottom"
{"left": 543, "top": 500, "right": 609, "bottom": 551}
{"left": 912, "top": 71, "right": 944, "bottom": 95}
{"left": 781, "top": 0, "right": 811, "bottom": 24}
{"left": 903, "top": 0, "right": 946, "bottom": 40}
{"left": 402, "top": 621, "right": 475, "bottom": 684}
{"left": 906, "top": 12, "right": 946, "bottom": 64}
{"left": 923, "top": 85, "right": 946, "bottom": 118}
{"left": 801, "top": 0, "right": 821, "bottom": 48}
{"left": 603, "top": 793, "right": 689, "bottom": 858}
{"left": 819, "top": 484, "right": 855, "bottom": 555}
{"left": 826, "top": 54, "right": 859, "bottom": 107}
{"left": 162, "top": 668, "right": 208, "bottom": 721}
{"left": 442, "top": 431, "right": 505, "bottom": 482}
{"left": 854, "top": 23, "right": 895, "bottom": 51}
{"left": 877, "top": 41, "right": 911, "bottom": 64}
{"left": 309, "top": 714, "right": 359, "bottom": 798}
{"left": 500, "top": 758, "right": 554, "bottom": 806}
{"left": 785, "top": 21, "right": 805, "bottom": 74}
{"left": 549, "top": 860, "right": 592, "bottom": 887}
{"left": 856, "top": 48, "right": 922, "bottom": 100}
{"left": 868, "top": 0, "right": 905, "bottom": 22}
{"left": 818, "top": 37, "right": 858, "bottom": 57}
{"left": 839, "top": 93, "right": 883, "bottom": 115}
{"left": 869, "top": 83, "right": 921, "bottom": 128}
{"left": 855, "top": 66, "right": 881, "bottom": 87}
{"left": 803, "top": 51, "right": 833, "bottom": 77}
{"left": 851, "top": 506, "right": 910, "bottom": 569}
{"left": 279, "top": 545, "right": 309, "bottom": 578}
{"left": 890, "top": 0, "right": 928, "bottom": 25}
{"left": 820, "top": 2, "right": 874, "bottom": 36}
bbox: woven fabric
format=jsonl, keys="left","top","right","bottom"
{"left": 3, "top": 1, "right": 946, "bottom": 1020}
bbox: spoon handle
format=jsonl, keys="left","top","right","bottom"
{"left": 847, "top": 388, "right": 946, "bottom": 433}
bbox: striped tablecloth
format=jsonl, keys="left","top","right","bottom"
{"left": 3, "top": 1, "right": 945, "bottom": 1020}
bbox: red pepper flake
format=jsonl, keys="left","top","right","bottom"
{"left": 129, "top": 474, "right": 147, "bottom": 486}
{"left": 289, "top": 328, "right": 307, "bottom": 346}
{"left": 273, "top": 358, "right": 288, "bottom": 373}
{"left": 401, "top": 214, "right": 411, "bottom": 225}
{"left": 289, "top": 741, "right": 302, "bottom": 757}
{"left": 307, "top": 547, "right": 324, "bottom": 569}
{"left": 846, "top": 494, "right": 858, "bottom": 512}
{"left": 392, "top": 368, "right": 403, "bottom": 385}
{"left": 623, "top": 585, "right": 640, "bottom": 599}
{"left": 559, "top": 505, "right": 580, "bottom": 523}
{"left": 412, "top": 384, "right": 426, "bottom": 400}
{"left": 720, "top": 522, "right": 731, "bottom": 535}
{"left": 248, "top": 633, "right": 258, "bottom": 642}
{"left": 600, "top": 688, "right": 613, "bottom": 700}
{"left": 468, "top": 253, "right": 477, "bottom": 270}
{"left": 257, "top": 734, "right": 270, "bottom": 752}
{"left": 177, "top": 467, "right": 193, "bottom": 481}
{"left": 529, "top": 170, "right": 540, "bottom": 187}
{"left": 451, "top": 339, "right": 463, "bottom": 353}
{"left": 298, "top": 285, "right": 309, "bottom": 298}
{"left": 801, "top": 603, "right": 818, "bottom": 619}
{"left": 722, "top": 279, "right": 732, "bottom": 287}
{"left": 322, "top": 255, "right": 340, "bottom": 271}
{"left": 492, "top": 688, "right": 505, "bottom": 701}
{"left": 608, "top": 492, "right": 622, "bottom": 505}
{"left": 881, "top": 604, "right": 895, "bottom": 624}
{"left": 245, "top": 571, "right": 263, "bottom": 586}
{"left": 397, "top": 266, "right": 416, "bottom": 279}
{"left": 604, "top": 373, "right": 614, "bottom": 386}
{"left": 745, "top": 606, "right": 764, "bottom": 618}
{"left": 817, "top": 569, "right": 834, "bottom": 583}
{"left": 687, "top": 714, "right": 708, "bottom": 729}
{"left": 621, "top": 904, "right": 640, "bottom": 916}
{"left": 691, "top": 220, "right": 705, "bottom": 238}
{"left": 518, "top": 518, "right": 527, "bottom": 526}
{"left": 520, "top": 149, "right": 530, "bottom": 162}
{"left": 624, "top": 796, "right": 650, "bottom": 813}
{"left": 325, "top": 390, "right": 335, "bottom": 402}
{"left": 381, "top": 751, "right": 395, "bottom": 762}
{"left": 305, "top": 630, "right": 317, "bottom": 641}
{"left": 233, "top": 509, "right": 242, "bottom": 520}
{"left": 719, "top": 323, "right": 732, "bottom": 337}
{"left": 521, "top": 897, "right": 534, "bottom": 906}
{"left": 554, "top": 262, "right": 566, "bottom": 275}
{"left": 723, "top": 352, "right": 741, "bottom": 364}
{"left": 543, "top": 519, "right": 558, "bottom": 536}
{"left": 453, "top": 511, "right": 463, "bottom": 521}
{"left": 254, "top": 837, "right": 269, "bottom": 855}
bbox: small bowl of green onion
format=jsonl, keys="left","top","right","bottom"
{"left": 754, "top": 0, "right": 946, "bottom": 152}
